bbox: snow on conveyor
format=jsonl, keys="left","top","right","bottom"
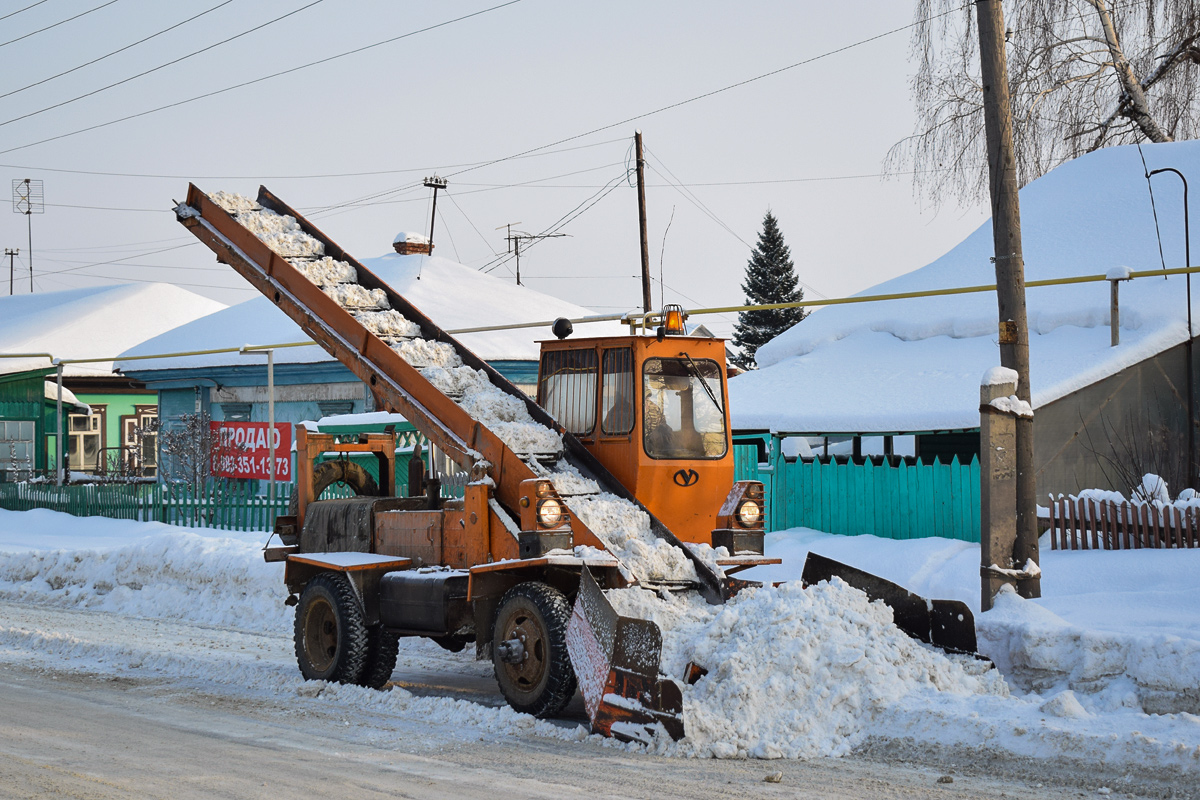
{"left": 208, "top": 192, "right": 699, "bottom": 584}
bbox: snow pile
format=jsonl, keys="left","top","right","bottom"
{"left": 323, "top": 283, "right": 389, "bottom": 309}
{"left": 569, "top": 495, "right": 698, "bottom": 583}
{"left": 608, "top": 579, "right": 1006, "bottom": 758}
{"left": 0, "top": 526, "right": 287, "bottom": 634}
{"left": 1068, "top": 473, "right": 1200, "bottom": 514}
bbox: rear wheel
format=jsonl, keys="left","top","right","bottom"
{"left": 294, "top": 572, "right": 368, "bottom": 683}
{"left": 357, "top": 626, "right": 399, "bottom": 689}
{"left": 491, "top": 582, "right": 576, "bottom": 718}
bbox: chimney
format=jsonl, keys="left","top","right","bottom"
{"left": 393, "top": 231, "right": 432, "bottom": 255}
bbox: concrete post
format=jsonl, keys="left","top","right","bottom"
{"left": 980, "top": 368, "right": 1018, "bottom": 612}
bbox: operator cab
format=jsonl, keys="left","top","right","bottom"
{"left": 536, "top": 308, "right": 735, "bottom": 544}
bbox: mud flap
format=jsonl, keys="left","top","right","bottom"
{"left": 801, "top": 553, "right": 980, "bottom": 656}
{"left": 564, "top": 567, "right": 686, "bottom": 744}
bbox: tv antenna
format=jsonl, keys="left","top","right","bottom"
{"left": 12, "top": 178, "right": 42, "bottom": 292}
{"left": 495, "top": 222, "right": 567, "bottom": 286}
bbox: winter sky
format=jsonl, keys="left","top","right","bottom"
{"left": 0, "top": 0, "right": 990, "bottom": 339}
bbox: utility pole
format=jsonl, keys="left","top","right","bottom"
{"left": 424, "top": 175, "right": 448, "bottom": 253}
{"left": 5, "top": 248, "right": 17, "bottom": 295}
{"left": 977, "top": 0, "right": 1040, "bottom": 602}
{"left": 635, "top": 131, "right": 653, "bottom": 314}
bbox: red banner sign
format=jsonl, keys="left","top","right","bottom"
{"left": 209, "top": 422, "right": 292, "bottom": 481}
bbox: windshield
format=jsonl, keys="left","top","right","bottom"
{"left": 642, "top": 357, "right": 727, "bottom": 460}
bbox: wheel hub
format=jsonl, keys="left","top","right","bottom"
{"left": 303, "top": 596, "right": 338, "bottom": 673}
{"left": 499, "top": 612, "right": 547, "bottom": 692}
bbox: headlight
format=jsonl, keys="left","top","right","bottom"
{"left": 736, "top": 499, "right": 761, "bottom": 528}
{"left": 537, "top": 498, "right": 564, "bottom": 528}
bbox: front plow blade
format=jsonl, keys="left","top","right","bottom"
{"left": 802, "top": 553, "right": 980, "bottom": 656}
{"left": 565, "top": 567, "right": 685, "bottom": 744}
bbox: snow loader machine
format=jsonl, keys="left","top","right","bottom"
{"left": 175, "top": 185, "right": 981, "bottom": 743}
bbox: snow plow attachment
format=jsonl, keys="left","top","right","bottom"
{"left": 565, "top": 567, "right": 685, "bottom": 744}
{"left": 801, "top": 553, "right": 980, "bottom": 656}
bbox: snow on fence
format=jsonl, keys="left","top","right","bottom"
{"left": 751, "top": 453, "right": 981, "bottom": 542}
{"left": 1040, "top": 495, "right": 1200, "bottom": 550}
{"left": 0, "top": 480, "right": 354, "bottom": 532}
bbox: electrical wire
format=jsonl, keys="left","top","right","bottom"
{"left": 0, "top": 0, "right": 235, "bottom": 102}
{"left": 0, "top": 136, "right": 627, "bottom": 180}
{"left": 0, "top": 0, "right": 120, "bottom": 49}
{"left": 0, "top": 0, "right": 522, "bottom": 156}
{"left": 0, "top": 0, "right": 52, "bottom": 24}
{"left": 0, "top": 0, "right": 326, "bottom": 130}
{"left": 1137, "top": 142, "right": 1169, "bottom": 274}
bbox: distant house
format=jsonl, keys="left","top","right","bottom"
{"left": 116, "top": 245, "right": 629, "bottom": 481}
{"left": 730, "top": 141, "right": 1198, "bottom": 534}
{"left": 0, "top": 284, "right": 225, "bottom": 478}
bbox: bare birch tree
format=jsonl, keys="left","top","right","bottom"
{"left": 889, "top": 0, "right": 1200, "bottom": 203}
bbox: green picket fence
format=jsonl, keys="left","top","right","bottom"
{"left": 0, "top": 480, "right": 355, "bottom": 532}
{"left": 772, "top": 455, "right": 980, "bottom": 541}
{"left": 731, "top": 443, "right": 981, "bottom": 542}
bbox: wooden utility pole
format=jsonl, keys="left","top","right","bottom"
{"left": 635, "top": 130, "right": 653, "bottom": 314}
{"left": 977, "top": 0, "right": 1040, "bottom": 599}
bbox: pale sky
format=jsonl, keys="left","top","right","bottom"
{"left": 0, "top": 0, "right": 989, "bottom": 340}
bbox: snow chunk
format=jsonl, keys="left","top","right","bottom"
{"left": 209, "top": 191, "right": 259, "bottom": 214}
{"left": 298, "top": 257, "right": 357, "bottom": 287}
{"left": 323, "top": 284, "right": 389, "bottom": 310}
{"left": 355, "top": 309, "right": 421, "bottom": 339}
{"left": 1040, "top": 690, "right": 1090, "bottom": 719}
{"left": 982, "top": 366, "right": 1019, "bottom": 387}
{"left": 391, "top": 339, "right": 460, "bottom": 369}
{"left": 1106, "top": 265, "right": 1133, "bottom": 281}
{"left": 568, "top": 494, "right": 697, "bottom": 583}
{"left": 988, "top": 395, "right": 1034, "bottom": 417}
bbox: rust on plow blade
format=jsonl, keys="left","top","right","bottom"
{"left": 565, "top": 567, "right": 685, "bottom": 744}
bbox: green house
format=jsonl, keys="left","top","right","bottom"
{"left": 0, "top": 367, "right": 90, "bottom": 479}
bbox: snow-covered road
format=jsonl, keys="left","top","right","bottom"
{"left": 1, "top": 509, "right": 1198, "bottom": 798}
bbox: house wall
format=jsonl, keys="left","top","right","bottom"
{"left": 1034, "top": 338, "right": 1195, "bottom": 498}
{"left": 72, "top": 391, "right": 156, "bottom": 471}
{"left": 0, "top": 372, "right": 49, "bottom": 474}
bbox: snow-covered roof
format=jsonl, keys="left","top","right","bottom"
{"left": 115, "top": 253, "right": 631, "bottom": 372}
{"left": 730, "top": 141, "right": 1199, "bottom": 433}
{"left": 0, "top": 284, "right": 226, "bottom": 379}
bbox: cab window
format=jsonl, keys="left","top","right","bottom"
{"left": 538, "top": 349, "right": 598, "bottom": 435}
{"left": 601, "top": 348, "right": 634, "bottom": 435}
{"left": 642, "top": 357, "right": 727, "bottom": 459}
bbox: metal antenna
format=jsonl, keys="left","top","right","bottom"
{"left": 494, "top": 222, "right": 566, "bottom": 286}
{"left": 12, "top": 178, "right": 43, "bottom": 292}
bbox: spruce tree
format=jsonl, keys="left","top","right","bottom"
{"left": 731, "top": 211, "right": 807, "bottom": 368}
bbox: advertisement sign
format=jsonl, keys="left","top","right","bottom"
{"left": 209, "top": 421, "right": 292, "bottom": 481}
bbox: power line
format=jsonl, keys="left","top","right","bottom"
{"left": 0, "top": 0, "right": 52, "bottom": 24}
{"left": 0, "top": 0, "right": 326, "bottom": 130}
{"left": 0, "top": 0, "right": 121, "bottom": 49}
{"left": 0, "top": 136, "right": 626, "bottom": 180}
{"left": 0, "top": 0, "right": 235, "bottom": 102}
{"left": 436, "top": 2, "right": 973, "bottom": 185}
{"left": 0, "top": 0, "right": 522, "bottom": 156}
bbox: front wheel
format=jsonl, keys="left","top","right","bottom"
{"left": 491, "top": 582, "right": 577, "bottom": 718}
{"left": 294, "top": 572, "right": 368, "bottom": 684}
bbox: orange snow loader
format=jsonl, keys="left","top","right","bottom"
{"left": 175, "top": 185, "right": 980, "bottom": 744}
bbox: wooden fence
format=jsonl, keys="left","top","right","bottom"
{"left": 1041, "top": 495, "right": 1200, "bottom": 550}
{"left": 0, "top": 480, "right": 353, "bottom": 532}
{"left": 767, "top": 455, "right": 980, "bottom": 542}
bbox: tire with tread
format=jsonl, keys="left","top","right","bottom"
{"left": 294, "top": 572, "right": 368, "bottom": 684}
{"left": 357, "top": 626, "right": 399, "bottom": 690}
{"left": 288, "top": 460, "right": 379, "bottom": 517}
{"left": 491, "top": 582, "right": 577, "bottom": 718}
